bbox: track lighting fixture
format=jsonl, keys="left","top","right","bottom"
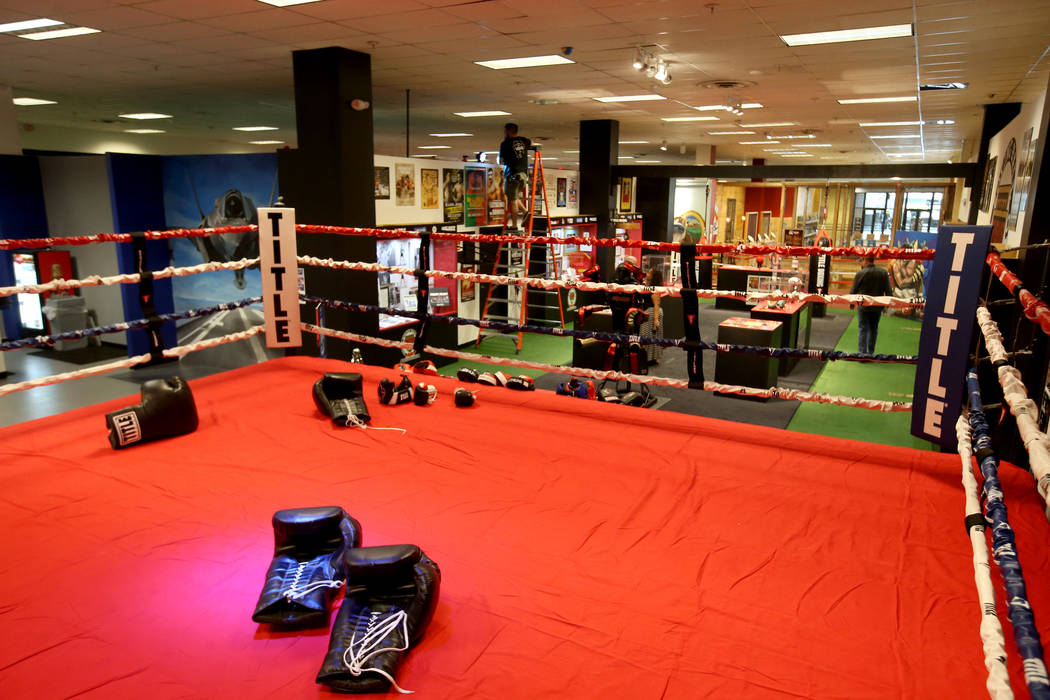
{"left": 659, "top": 140, "right": 668, "bottom": 151}
{"left": 632, "top": 47, "right": 671, "bottom": 85}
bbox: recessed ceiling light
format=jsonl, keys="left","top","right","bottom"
{"left": 636, "top": 160, "right": 661, "bottom": 163}
{"left": 0, "top": 18, "right": 61, "bottom": 33}
{"left": 429, "top": 132, "right": 472, "bottom": 137}
{"left": 475, "top": 55, "right": 574, "bottom": 69}
{"left": 250, "top": 140, "right": 284, "bottom": 145}
{"left": 233, "top": 126, "right": 278, "bottom": 131}
{"left": 12, "top": 97, "right": 57, "bottom": 106}
{"left": 454, "top": 110, "right": 511, "bottom": 117}
{"left": 119, "top": 113, "right": 173, "bottom": 120}
{"left": 417, "top": 145, "right": 451, "bottom": 149}
{"left": 927, "top": 119, "right": 955, "bottom": 125}
{"left": 125, "top": 129, "right": 166, "bottom": 134}
{"left": 837, "top": 96, "right": 917, "bottom": 104}
{"left": 739, "top": 122, "right": 797, "bottom": 128}
{"left": 920, "top": 81, "right": 969, "bottom": 91}
{"left": 708, "top": 131, "right": 756, "bottom": 135}
{"left": 780, "top": 24, "right": 913, "bottom": 47}
{"left": 619, "top": 140, "right": 649, "bottom": 144}
{"left": 593, "top": 95, "right": 666, "bottom": 103}
{"left": 662, "top": 116, "right": 719, "bottom": 122}
{"left": 255, "top": 0, "right": 324, "bottom": 6}
{"left": 860, "top": 121, "right": 922, "bottom": 127}
{"left": 740, "top": 140, "right": 776, "bottom": 144}
{"left": 20, "top": 26, "right": 99, "bottom": 40}
{"left": 870, "top": 134, "right": 921, "bottom": 139}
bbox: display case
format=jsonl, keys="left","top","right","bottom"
{"left": 375, "top": 224, "right": 459, "bottom": 330}
{"left": 542, "top": 215, "right": 598, "bottom": 278}
{"left": 612, "top": 214, "right": 643, "bottom": 266}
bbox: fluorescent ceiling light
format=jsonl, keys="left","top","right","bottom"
{"left": 618, "top": 156, "right": 635, "bottom": 159}
{"left": 454, "top": 110, "right": 511, "bottom": 117}
{"left": 429, "top": 132, "right": 472, "bottom": 137}
{"left": 694, "top": 103, "right": 763, "bottom": 111}
{"left": 740, "top": 140, "right": 776, "bottom": 144}
{"left": 0, "top": 18, "right": 61, "bottom": 33}
{"left": 870, "top": 134, "right": 921, "bottom": 139}
{"left": 417, "top": 145, "right": 451, "bottom": 149}
{"left": 770, "top": 134, "right": 815, "bottom": 139}
{"left": 837, "top": 96, "right": 917, "bottom": 104}
{"left": 888, "top": 153, "right": 924, "bottom": 157}
{"left": 739, "top": 122, "right": 797, "bottom": 128}
{"left": 662, "top": 116, "right": 718, "bottom": 122}
{"left": 544, "top": 157, "right": 560, "bottom": 160}
{"left": 780, "top": 154, "right": 812, "bottom": 157}
{"left": 806, "top": 144, "right": 833, "bottom": 147}
{"left": 564, "top": 150, "right": 579, "bottom": 153}
{"left": 781, "top": 23, "right": 912, "bottom": 47}
{"left": 708, "top": 131, "right": 756, "bottom": 135}
{"left": 860, "top": 120, "right": 922, "bottom": 127}
{"left": 255, "top": 0, "right": 324, "bottom": 6}
{"left": 250, "top": 140, "right": 285, "bottom": 145}
{"left": 12, "top": 97, "right": 57, "bottom": 106}
{"left": 125, "top": 129, "right": 165, "bottom": 134}
{"left": 593, "top": 95, "right": 666, "bottom": 103}
{"left": 119, "top": 112, "right": 172, "bottom": 120}
{"left": 20, "top": 26, "right": 99, "bottom": 40}
{"left": 636, "top": 160, "right": 661, "bottom": 163}
{"left": 475, "top": 55, "right": 574, "bottom": 70}
{"left": 233, "top": 126, "right": 278, "bottom": 131}
{"left": 619, "top": 140, "right": 649, "bottom": 144}
{"left": 927, "top": 119, "right": 955, "bottom": 125}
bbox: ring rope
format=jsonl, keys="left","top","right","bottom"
{"left": 0, "top": 258, "right": 259, "bottom": 298}
{"left": 299, "top": 322, "right": 910, "bottom": 412}
{"left": 0, "top": 224, "right": 935, "bottom": 259}
{"left": 986, "top": 253, "right": 1050, "bottom": 336}
{"left": 966, "top": 370, "right": 1050, "bottom": 698}
{"left": 955, "top": 413, "right": 1015, "bottom": 700}
{"left": 0, "top": 326, "right": 264, "bottom": 398}
{"left": 296, "top": 255, "right": 924, "bottom": 309}
{"left": 976, "top": 306, "right": 1050, "bottom": 517}
{"left": 301, "top": 295, "right": 919, "bottom": 364}
{"left": 0, "top": 297, "right": 262, "bottom": 351}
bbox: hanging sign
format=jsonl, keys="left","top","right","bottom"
{"left": 258, "top": 207, "right": 302, "bottom": 348}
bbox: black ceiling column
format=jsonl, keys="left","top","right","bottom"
{"left": 579, "top": 119, "right": 619, "bottom": 279}
{"left": 634, "top": 177, "right": 674, "bottom": 243}
{"left": 278, "top": 47, "right": 378, "bottom": 361}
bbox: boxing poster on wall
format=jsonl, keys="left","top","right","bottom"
{"left": 557, "top": 178, "right": 567, "bottom": 207}
{"left": 619, "top": 177, "right": 633, "bottom": 212}
{"left": 442, "top": 169, "right": 464, "bottom": 224}
{"left": 1008, "top": 127, "right": 1035, "bottom": 233}
{"left": 374, "top": 167, "right": 390, "bottom": 200}
{"left": 395, "top": 164, "right": 415, "bottom": 206}
{"left": 979, "top": 156, "right": 997, "bottom": 213}
{"left": 464, "top": 165, "right": 487, "bottom": 227}
{"left": 420, "top": 168, "right": 438, "bottom": 209}
{"left": 487, "top": 168, "right": 505, "bottom": 224}
{"left": 569, "top": 177, "right": 577, "bottom": 204}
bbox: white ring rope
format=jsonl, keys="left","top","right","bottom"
{"left": 957, "top": 414, "right": 1015, "bottom": 700}
{"left": 976, "top": 306, "right": 1050, "bottom": 518}
{"left": 0, "top": 326, "right": 264, "bottom": 398}
{"left": 0, "top": 258, "right": 260, "bottom": 298}
{"left": 296, "top": 256, "right": 921, "bottom": 309}
{"left": 299, "top": 323, "right": 910, "bottom": 412}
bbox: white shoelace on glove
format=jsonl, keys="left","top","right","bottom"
{"left": 283, "top": 559, "right": 343, "bottom": 601}
{"left": 342, "top": 609, "right": 413, "bottom": 694}
{"left": 336, "top": 400, "right": 407, "bottom": 435}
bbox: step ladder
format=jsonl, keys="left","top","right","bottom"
{"left": 476, "top": 147, "right": 566, "bottom": 353}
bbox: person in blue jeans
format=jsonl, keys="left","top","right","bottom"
{"left": 850, "top": 256, "right": 892, "bottom": 354}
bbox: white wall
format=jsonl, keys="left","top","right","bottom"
{"left": 673, "top": 179, "right": 711, "bottom": 219}
{"left": 976, "top": 89, "right": 1045, "bottom": 247}
{"left": 38, "top": 155, "right": 125, "bottom": 343}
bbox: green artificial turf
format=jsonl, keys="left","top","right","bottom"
{"left": 787, "top": 310, "right": 934, "bottom": 450}
{"left": 437, "top": 325, "right": 574, "bottom": 379}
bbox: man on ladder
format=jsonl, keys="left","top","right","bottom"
{"left": 499, "top": 123, "right": 531, "bottom": 233}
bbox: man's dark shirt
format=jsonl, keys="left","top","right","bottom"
{"left": 499, "top": 136, "right": 531, "bottom": 175}
{"left": 851, "top": 264, "right": 892, "bottom": 296}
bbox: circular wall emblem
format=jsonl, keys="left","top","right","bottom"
{"left": 400, "top": 327, "right": 417, "bottom": 357}
{"left": 567, "top": 288, "right": 578, "bottom": 309}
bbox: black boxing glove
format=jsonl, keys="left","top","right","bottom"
{"left": 454, "top": 388, "right": 476, "bottom": 407}
{"left": 377, "top": 375, "right": 413, "bottom": 405}
{"left": 505, "top": 375, "right": 535, "bottom": 391}
{"left": 105, "top": 375, "right": 198, "bottom": 449}
{"left": 413, "top": 383, "right": 437, "bottom": 406}
{"left": 599, "top": 386, "right": 622, "bottom": 403}
{"left": 252, "top": 506, "right": 362, "bottom": 628}
{"left": 314, "top": 373, "right": 370, "bottom": 426}
{"left": 456, "top": 367, "right": 480, "bottom": 383}
{"left": 316, "top": 545, "right": 441, "bottom": 694}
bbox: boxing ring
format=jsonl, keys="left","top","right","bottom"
{"left": 1, "top": 224, "right": 1049, "bottom": 699}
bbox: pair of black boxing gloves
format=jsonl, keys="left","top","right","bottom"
{"left": 252, "top": 507, "right": 440, "bottom": 694}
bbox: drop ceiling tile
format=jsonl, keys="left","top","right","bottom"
{"left": 133, "top": 0, "right": 261, "bottom": 20}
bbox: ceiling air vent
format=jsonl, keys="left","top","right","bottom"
{"left": 700, "top": 79, "right": 756, "bottom": 90}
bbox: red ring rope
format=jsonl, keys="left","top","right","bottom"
{"left": 987, "top": 252, "right": 1050, "bottom": 336}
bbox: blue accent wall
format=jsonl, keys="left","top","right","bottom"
{"left": 106, "top": 154, "right": 177, "bottom": 354}
{"left": 0, "top": 155, "right": 49, "bottom": 339}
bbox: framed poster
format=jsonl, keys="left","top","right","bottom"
{"left": 395, "top": 164, "right": 415, "bottom": 206}
{"left": 568, "top": 177, "right": 577, "bottom": 204}
{"left": 556, "top": 177, "right": 567, "bottom": 207}
{"left": 1008, "top": 127, "right": 1035, "bottom": 233}
{"left": 460, "top": 264, "right": 476, "bottom": 302}
{"left": 464, "top": 165, "right": 487, "bottom": 227}
{"left": 487, "top": 167, "right": 505, "bottom": 224}
{"left": 374, "top": 166, "right": 390, "bottom": 200}
{"left": 442, "top": 168, "right": 464, "bottom": 224}
{"left": 421, "top": 168, "right": 438, "bottom": 209}
{"left": 992, "top": 184, "right": 1011, "bottom": 243}
{"left": 619, "top": 177, "right": 633, "bottom": 212}
{"left": 979, "top": 156, "right": 997, "bottom": 213}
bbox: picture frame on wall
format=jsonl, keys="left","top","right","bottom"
{"left": 420, "top": 168, "right": 439, "bottom": 209}
{"left": 460, "top": 265, "right": 476, "bottom": 302}
{"left": 395, "top": 163, "right": 415, "bottom": 206}
{"left": 619, "top": 177, "right": 633, "bottom": 212}
{"left": 374, "top": 166, "right": 390, "bottom": 200}
{"left": 980, "top": 156, "right": 997, "bottom": 213}
{"left": 556, "top": 178, "right": 567, "bottom": 208}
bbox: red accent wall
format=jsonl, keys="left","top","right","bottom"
{"left": 743, "top": 187, "right": 796, "bottom": 217}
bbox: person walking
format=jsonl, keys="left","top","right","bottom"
{"left": 498, "top": 123, "right": 531, "bottom": 232}
{"left": 850, "top": 256, "right": 892, "bottom": 354}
